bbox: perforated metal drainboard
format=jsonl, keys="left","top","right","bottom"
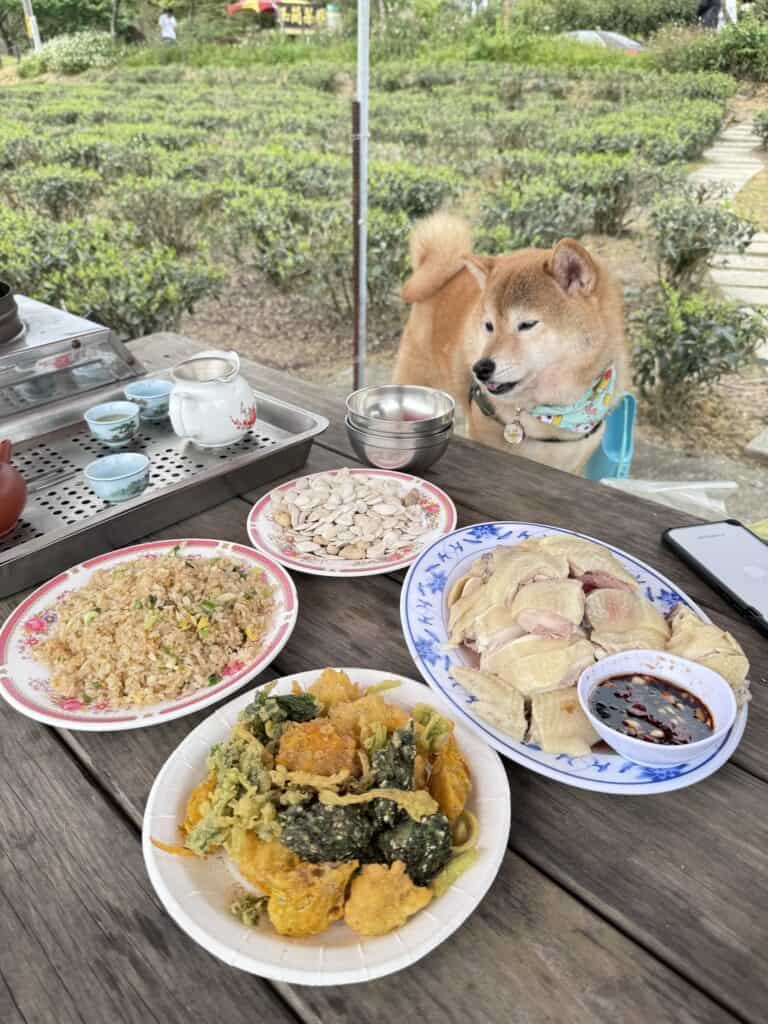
{"left": 1, "top": 389, "right": 328, "bottom": 595}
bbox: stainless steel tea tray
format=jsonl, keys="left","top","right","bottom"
{"left": 2, "top": 378, "right": 328, "bottom": 596}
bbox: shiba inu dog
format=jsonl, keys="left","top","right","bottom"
{"left": 393, "top": 213, "right": 628, "bottom": 475}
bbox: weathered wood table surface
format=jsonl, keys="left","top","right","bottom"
{"left": 2, "top": 333, "right": 766, "bottom": 1024}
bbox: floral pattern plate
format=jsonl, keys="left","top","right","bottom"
{"left": 0, "top": 539, "right": 298, "bottom": 732}
{"left": 143, "top": 669, "right": 510, "bottom": 985}
{"left": 400, "top": 522, "right": 748, "bottom": 795}
{"left": 247, "top": 468, "right": 457, "bottom": 577}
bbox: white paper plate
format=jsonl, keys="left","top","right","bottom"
{"left": 0, "top": 539, "right": 297, "bottom": 731}
{"left": 142, "top": 668, "right": 510, "bottom": 985}
{"left": 401, "top": 522, "right": 748, "bottom": 795}
{"left": 247, "top": 468, "right": 457, "bottom": 577}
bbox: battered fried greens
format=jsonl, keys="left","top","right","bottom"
{"left": 240, "top": 686, "right": 318, "bottom": 744}
{"left": 277, "top": 802, "right": 375, "bottom": 863}
{"left": 185, "top": 725, "right": 276, "bottom": 856}
{"left": 230, "top": 892, "right": 268, "bottom": 927}
{"left": 376, "top": 812, "right": 453, "bottom": 886}
{"left": 369, "top": 724, "right": 416, "bottom": 830}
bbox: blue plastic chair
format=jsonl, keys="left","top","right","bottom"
{"left": 585, "top": 392, "right": 636, "bottom": 481}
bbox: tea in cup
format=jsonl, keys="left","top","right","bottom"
{"left": 84, "top": 401, "right": 140, "bottom": 448}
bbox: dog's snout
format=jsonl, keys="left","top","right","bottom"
{"left": 473, "top": 358, "right": 496, "bottom": 382}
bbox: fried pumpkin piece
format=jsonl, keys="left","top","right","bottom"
{"left": 308, "top": 668, "right": 362, "bottom": 709}
{"left": 344, "top": 861, "right": 432, "bottom": 936}
{"left": 267, "top": 860, "right": 359, "bottom": 937}
{"left": 429, "top": 734, "right": 471, "bottom": 821}
{"left": 227, "top": 827, "right": 299, "bottom": 894}
{"left": 277, "top": 718, "right": 358, "bottom": 777}
{"left": 183, "top": 774, "right": 216, "bottom": 834}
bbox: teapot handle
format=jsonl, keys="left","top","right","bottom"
{"left": 174, "top": 392, "right": 201, "bottom": 440}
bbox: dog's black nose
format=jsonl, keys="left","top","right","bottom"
{"left": 473, "top": 358, "right": 495, "bottom": 382}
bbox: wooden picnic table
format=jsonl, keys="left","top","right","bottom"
{"left": 2, "top": 332, "right": 766, "bottom": 1024}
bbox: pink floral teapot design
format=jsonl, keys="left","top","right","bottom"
{"left": 169, "top": 350, "right": 256, "bottom": 448}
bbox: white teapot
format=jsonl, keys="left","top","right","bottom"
{"left": 169, "top": 350, "right": 256, "bottom": 448}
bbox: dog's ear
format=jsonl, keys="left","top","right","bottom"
{"left": 463, "top": 254, "right": 494, "bottom": 290}
{"left": 546, "top": 239, "right": 597, "bottom": 296}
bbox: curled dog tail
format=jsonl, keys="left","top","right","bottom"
{"left": 401, "top": 212, "right": 473, "bottom": 305}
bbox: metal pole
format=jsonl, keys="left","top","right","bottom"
{"left": 352, "top": 100, "right": 362, "bottom": 391}
{"left": 21, "top": 0, "right": 42, "bottom": 51}
{"left": 354, "top": 0, "right": 370, "bottom": 390}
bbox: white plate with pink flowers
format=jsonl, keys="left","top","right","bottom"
{"left": 247, "top": 468, "right": 457, "bottom": 578}
{"left": 0, "top": 538, "right": 298, "bottom": 731}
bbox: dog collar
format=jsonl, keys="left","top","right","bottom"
{"left": 469, "top": 365, "right": 616, "bottom": 445}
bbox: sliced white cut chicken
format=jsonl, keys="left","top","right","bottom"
{"left": 529, "top": 686, "right": 599, "bottom": 756}
{"left": 586, "top": 588, "right": 670, "bottom": 656}
{"left": 471, "top": 605, "right": 526, "bottom": 650}
{"left": 507, "top": 578, "right": 585, "bottom": 638}
{"left": 480, "top": 634, "right": 595, "bottom": 697}
{"left": 447, "top": 556, "right": 492, "bottom": 607}
{"left": 526, "top": 535, "right": 638, "bottom": 592}
{"left": 451, "top": 666, "right": 527, "bottom": 742}
{"left": 667, "top": 604, "right": 751, "bottom": 706}
{"left": 478, "top": 548, "right": 569, "bottom": 608}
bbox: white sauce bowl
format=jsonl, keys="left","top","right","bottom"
{"left": 578, "top": 650, "right": 737, "bottom": 767}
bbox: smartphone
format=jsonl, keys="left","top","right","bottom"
{"left": 663, "top": 519, "right": 768, "bottom": 637}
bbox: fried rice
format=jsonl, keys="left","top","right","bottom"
{"left": 34, "top": 550, "right": 275, "bottom": 708}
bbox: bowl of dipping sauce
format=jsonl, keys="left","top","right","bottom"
{"left": 84, "top": 401, "right": 140, "bottom": 448}
{"left": 124, "top": 379, "right": 173, "bottom": 422}
{"left": 578, "top": 650, "right": 737, "bottom": 767}
{"left": 85, "top": 452, "right": 150, "bottom": 503}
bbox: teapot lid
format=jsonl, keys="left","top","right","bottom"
{"left": 173, "top": 350, "right": 240, "bottom": 384}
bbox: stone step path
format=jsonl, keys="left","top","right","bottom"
{"left": 690, "top": 122, "right": 768, "bottom": 464}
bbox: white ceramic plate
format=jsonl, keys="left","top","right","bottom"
{"left": 0, "top": 539, "right": 298, "bottom": 731}
{"left": 401, "top": 522, "right": 748, "bottom": 795}
{"left": 142, "top": 668, "right": 510, "bottom": 985}
{"left": 247, "top": 468, "right": 457, "bottom": 577}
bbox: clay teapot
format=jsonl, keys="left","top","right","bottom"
{"left": 0, "top": 440, "right": 27, "bottom": 538}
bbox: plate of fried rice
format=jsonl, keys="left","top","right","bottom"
{"left": 0, "top": 539, "right": 298, "bottom": 731}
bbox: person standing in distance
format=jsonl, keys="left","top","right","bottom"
{"left": 159, "top": 7, "right": 178, "bottom": 44}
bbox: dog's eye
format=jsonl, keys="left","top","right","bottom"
{"left": 517, "top": 320, "right": 539, "bottom": 332}
{"left": 484, "top": 321, "right": 494, "bottom": 333}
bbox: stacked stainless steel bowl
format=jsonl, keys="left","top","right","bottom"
{"left": 345, "top": 385, "right": 455, "bottom": 472}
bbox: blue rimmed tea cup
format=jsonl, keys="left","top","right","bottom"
{"left": 84, "top": 401, "right": 140, "bottom": 448}
{"left": 124, "top": 379, "right": 173, "bottom": 422}
{"left": 85, "top": 452, "right": 150, "bottom": 503}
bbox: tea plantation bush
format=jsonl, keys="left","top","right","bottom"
{"left": 0, "top": 53, "right": 739, "bottom": 336}
{"left": 649, "top": 19, "right": 768, "bottom": 80}
{"left": 650, "top": 189, "right": 755, "bottom": 288}
{"left": 632, "top": 285, "right": 764, "bottom": 423}
{"left": 19, "top": 31, "right": 121, "bottom": 77}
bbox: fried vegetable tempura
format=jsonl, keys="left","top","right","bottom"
{"left": 429, "top": 735, "right": 471, "bottom": 821}
{"left": 227, "top": 827, "right": 299, "bottom": 893}
{"left": 183, "top": 775, "right": 216, "bottom": 834}
{"left": 267, "top": 860, "right": 359, "bottom": 937}
{"left": 330, "top": 693, "right": 409, "bottom": 747}
{"left": 344, "top": 861, "right": 432, "bottom": 936}
{"left": 277, "top": 718, "right": 358, "bottom": 777}
{"left": 308, "top": 668, "right": 362, "bottom": 708}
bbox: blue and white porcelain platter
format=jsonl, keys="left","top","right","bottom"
{"left": 400, "top": 522, "right": 748, "bottom": 795}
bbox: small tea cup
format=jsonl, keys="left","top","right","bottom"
{"left": 84, "top": 401, "right": 140, "bottom": 448}
{"left": 85, "top": 452, "right": 150, "bottom": 503}
{"left": 124, "top": 379, "right": 173, "bottom": 422}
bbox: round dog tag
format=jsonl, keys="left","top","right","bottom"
{"left": 503, "top": 420, "right": 525, "bottom": 444}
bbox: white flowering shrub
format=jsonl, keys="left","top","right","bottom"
{"left": 19, "top": 32, "right": 120, "bottom": 77}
